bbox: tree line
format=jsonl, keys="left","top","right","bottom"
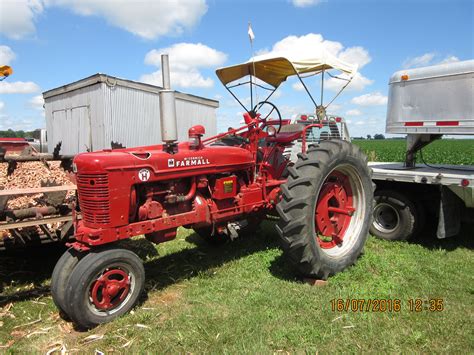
{"left": 0, "top": 129, "right": 37, "bottom": 139}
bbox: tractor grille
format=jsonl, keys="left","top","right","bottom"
{"left": 77, "top": 173, "right": 110, "bottom": 225}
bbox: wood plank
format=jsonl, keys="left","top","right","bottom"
{"left": 0, "top": 185, "right": 77, "bottom": 197}
{"left": 0, "top": 215, "right": 73, "bottom": 230}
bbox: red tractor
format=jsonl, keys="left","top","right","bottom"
{"left": 51, "top": 54, "right": 373, "bottom": 328}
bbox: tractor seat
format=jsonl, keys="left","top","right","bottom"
{"left": 268, "top": 123, "right": 305, "bottom": 144}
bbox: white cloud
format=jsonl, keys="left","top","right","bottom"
{"left": 141, "top": 70, "right": 214, "bottom": 88}
{"left": 439, "top": 55, "right": 459, "bottom": 64}
{"left": 403, "top": 53, "right": 435, "bottom": 68}
{"left": 141, "top": 43, "right": 227, "bottom": 89}
{"left": 258, "top": 34, "right": 371, "bottom": 70}
{"left": 258, "top": 34, "right": 372, "bottom": 92}
{"left": 292, "top": 82, "right": 304, "bottom": 91}
{"left": 0, "top": 46, "right": 16, "bottom": 65}
{"left": 0, "top": 101, "right": 4, "bottom": 111}
{"left": 0, "top": 0, "right": 207, "bottom": 40}
{"left": 325, "top": 72, "right": 374, "bottom": 92}
{"left": 0, "top": 116, "right": 42, "bottom": 130}
{"left": 291, "top": 0, "right": 322, "bottom": 8}
{"left": 355, "top": 120, "right": 365, "bottom": 125}
{"left": 144, "top": 43, "right": 226, "bottom": 70}
{"left": 351, "top": 92, "right": 387, "bottom": 106}
{"left": 327, "top": 103, "right": 341, "bottom": 112}
{"left": 0, "top": 0, "right": 44, "bottom": 39}
{"left": 346, "top": 109, "right": 362, "bottom": 116}
{"left": 338, "top": 46, "right": 371, "bottom": 69}
{"left": 51, "top": 0, "right": 207, "bottom": 40}
{"left": 29, "top": 94, "right": 44, "bottom": 109}
{"left": 403, "top": 53, "right": 460, "bottom": 68}
{"left": 0, "top": 81, "right": 40, "bottom": 94}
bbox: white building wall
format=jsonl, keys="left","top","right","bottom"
{"left": 44, "top": 74, "right": 218, "bottom": 155}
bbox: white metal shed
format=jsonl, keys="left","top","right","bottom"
{"left": 43, "top": 74, "right": 219, "bottom": 155}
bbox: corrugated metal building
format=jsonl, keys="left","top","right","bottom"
{"left": 43, "top": 74, "right": 218, "bottom": 155}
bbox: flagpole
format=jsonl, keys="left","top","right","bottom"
{"left": 248, "top": 22, "right": 257, "bottom": 111}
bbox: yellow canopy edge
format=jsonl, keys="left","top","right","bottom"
{"left": 216, "top": 55, "right": 357, "bottom": 88}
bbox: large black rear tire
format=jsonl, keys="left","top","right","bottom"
{"left": 276, "top": 140, "right": 373, "bottom": 279}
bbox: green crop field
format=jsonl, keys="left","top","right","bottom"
{"left": 353, "top": 138, "right": 474, "bottom": 165}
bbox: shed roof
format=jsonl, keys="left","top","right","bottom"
{"left": 43, "top": 73, "right": 219, "bottom": 108}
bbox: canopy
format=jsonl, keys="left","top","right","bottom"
{"left": 216, "top": 54, "right": 358, "bottom": 88}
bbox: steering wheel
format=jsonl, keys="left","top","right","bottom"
{"left": 252, "top": 101, "right": 283, "bottom": 133}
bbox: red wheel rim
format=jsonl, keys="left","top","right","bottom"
{"left": 90, "top": 268, "right": 131, "bottom": 311}
{"left": 315, "top": 171, "right": 355, "bottom": 249}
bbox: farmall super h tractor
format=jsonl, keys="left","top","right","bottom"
{"left": 51, "top": 54, "right": 373, "bottom": 328}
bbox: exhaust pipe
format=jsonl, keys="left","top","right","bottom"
{"left": 159, "top": 54, "right": 178, "bottom": 149}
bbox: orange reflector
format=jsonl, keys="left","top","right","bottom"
{"left": 401, "top": 74, "right": 409, "bottom": 81}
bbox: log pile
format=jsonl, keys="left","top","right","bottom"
{"left": 0, "top": 161, "right": 76, "bottom": 243}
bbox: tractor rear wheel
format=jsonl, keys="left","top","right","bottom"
{"left": 276, "top": 140, "right": 373, "bottom": 279}
{"left": 64, "top": 246, "right": 145, "bottom": 329}
{"left": 51, "top": 247, "right": 84, "bottom": 316}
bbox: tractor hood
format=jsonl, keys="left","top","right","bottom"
{"left": 73, "top": 143, "right": 254, "bottom": 180}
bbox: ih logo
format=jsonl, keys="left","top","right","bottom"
{"left": 168, "top": 158, "right": 175, "bottom": 168}
{"left": 138, "top": 169, "right": 151, "bottom": 182}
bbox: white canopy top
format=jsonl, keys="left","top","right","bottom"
{"left": 216, "top": 53, "right": 358, "bottom": 88}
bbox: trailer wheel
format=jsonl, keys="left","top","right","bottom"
{"left": 64, "top": 246, "right": 145, "bottom": 329}
{"left": 370, "top": 190, "right": 419, "bottom": 241}
{"left": 276, "top": 140, "right": 373, "bottom": 279}
{"left": 51, "top": 247, "right": 84, "bottom": 316}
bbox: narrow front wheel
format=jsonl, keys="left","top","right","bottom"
{"left": 51, "top": 247, "right": 84, "bottom": 316}
{"left": 64, "top": 246, "right": 145, "bottom": 329}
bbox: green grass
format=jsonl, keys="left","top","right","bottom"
{"left": 353, "top": 139, "right": 474, "bottom": 165}
{"left": 1, "top": 223, "right": 473, "bottom": 352}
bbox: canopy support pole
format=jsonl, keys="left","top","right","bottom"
{"left": 297, "top": 73, "right": 318, "bottom": 109}
{"left": 320, "top": 70, "right": 325, "bottom": 106}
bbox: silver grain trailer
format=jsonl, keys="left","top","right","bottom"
{"left": 370, "top": 60, "right": 474, "bottom": 240}
{"left": 43, "top": 74, "right": 219, "bottom": 156}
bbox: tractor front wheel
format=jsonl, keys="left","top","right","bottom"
{"left": 64, "top": 246, "right": 145, "bottom": 329}
{"left": 276, "top": 140, "right": 373, "bottom": 279}
{"left": 51, "top": 247, "right": 84, "bottom": 316}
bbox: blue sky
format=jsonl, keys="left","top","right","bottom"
{"left": 0, "top": 0, "right": 472, "bottom": 137}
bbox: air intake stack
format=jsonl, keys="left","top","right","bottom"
{"left": 159, "top": 54, "right": 178, "bottom": 152}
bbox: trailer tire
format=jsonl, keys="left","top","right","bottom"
{"left": 64, "top": 246, "right": 145, "bottom": 329}
{"left": 370, "top": 190, "right": 418, "bottom": 241}
{"left": 51, "top": 247, "right": 84, "bottom": 316}
{"left": 276, "top": 140, "right": 373, "bottom": 279}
